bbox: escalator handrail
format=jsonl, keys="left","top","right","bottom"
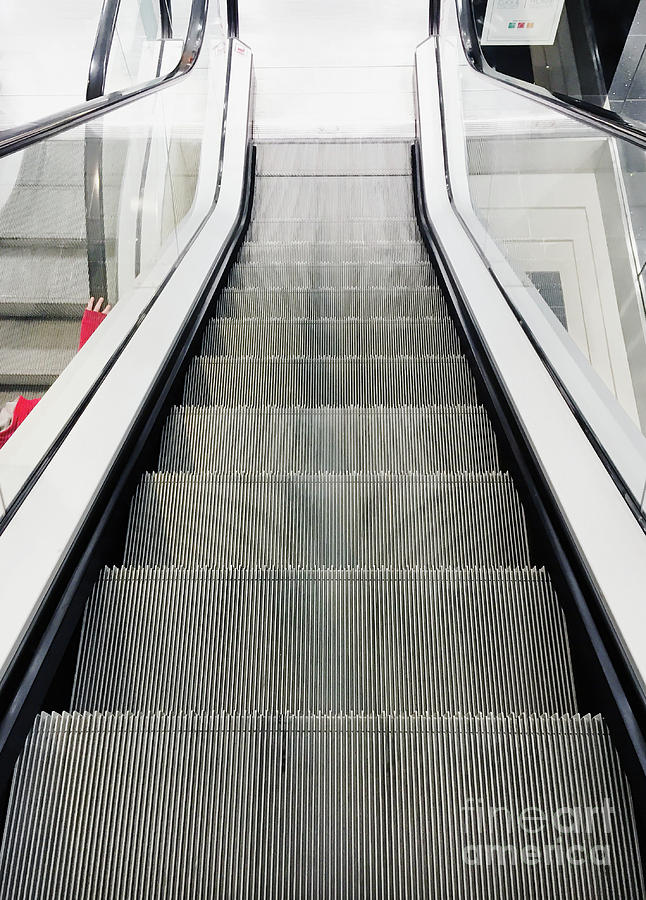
{"left": 0, "top": 0, "right": 210, "bottom": 159}
{"left": 453, "top": 0, "right": 646, "bottom": 152}
{"left": 87, "top": 0, "right": 178, "bottom": 103}
{"left": 86, "top": 0, "right": 121, "bottom": 102}
{"left": 161, "top": 0, "right": 173, "bottom": 40}
{"left": 227, "top": 0, "right": 239, "bottom": 38}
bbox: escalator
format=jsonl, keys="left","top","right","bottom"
{"left": 0, "top": 138, "right": 644, "bottom": 895}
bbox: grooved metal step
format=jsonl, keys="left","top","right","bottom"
{"left": 246, "top": 219, "right": 421, "bottom": 243}
{"left": 228, "top": 261, "right": 436, "bottom": 289}
{"left": 0, "top": 186, "right": 118, "bottom": 242}
{"left": 183, "top": 356, "right": 477, "bottom": 406}
{"left": 0, "top": 319, "right": 80, "bottom": 385}
{"left": 123, "top": 472, "right": 530, "bottom": 568}
{"left": 200, "top": 317, "right": 461, "bottom": 357}
{"left": 0, "top": 246, "right": 89, "bottom": 311}
{"left": 255, "top": 141, "right": 412, "bottom": 175}
{"left": 238, "top": 241, "right": 429, "bottom": 264}
{"left": 1, "top": 712, "right": 641, "bottom": 899}
{"left": 158, "top": 406, "right": 499, "bottom": 472}
{"left": 73, "top": 567, "right": 576, "bottom": 715}
{"left": 253, "top": 174, "right": 415, "bottom": 220}
{"left": 217, "top": 286, "right": 447, "bottom": 319}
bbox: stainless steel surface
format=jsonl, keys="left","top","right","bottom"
{"left": 0, "top": 712, "right": 642, "bottom": 897}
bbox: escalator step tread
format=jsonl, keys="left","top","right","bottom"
{"left": 123, "top": 471, "right": 530, "bottom": 568}
{"left": 228, "top": 261, "right": 437, "bottom": 290}
{"left": 237, "top": 241, "right": 431, "bottom": 264}
{"left": 0, "top": 320, "right": 80, "bottom": 384}
{"left": 72, "top": 566, "right": 576, "bottom": 715}
{"left": 246, "top": 219, "right": 421, "bottom": 242}
{"left": 255, "top": 141, "right": 412, "bottom": 175}
{"left": 182, "top": 356, "right": 477, "bottom": 406}
{"left": 1, "top": 711, "right": 641, "bottom": 899}
{"left": 253, "top": 174, "right": 415, "bottom": 220}
{"left": 158, "top": 405, "right": 499, "bottom": 472}
{"left": 200, "top": 317, "right": 461, "bottom": 357}
{"left": 217, "top": 285, "right": 447, "bottom": 318}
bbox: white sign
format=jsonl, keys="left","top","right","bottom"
{"left": 481, "top": 0, "right": 566, "bottom": 45}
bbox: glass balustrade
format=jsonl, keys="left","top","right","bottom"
{"left": 0, "top": 14, "right": 228, "bottom": 470}
{"left": 440, "top": 0, "right": 646, "bottom": 516}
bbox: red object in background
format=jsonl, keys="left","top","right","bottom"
{"left": 0, "top": 307, "right": 108, "bottom": 449}
{"left": 0, "top": 396, "right": 40, "bottom": 450}
{"left": 78, "top": 307, "right": 107, "bottom": 350}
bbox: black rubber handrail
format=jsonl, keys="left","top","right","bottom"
{"left": 453, "top": 0, "right": 646, "bottom": 152}
{"left": 0, "top": 0, "right": 208, "bottom": 159}
{"left": 161, "top": 0, "right": 173, "bottom": 40}
{"left": 227, "top": 0, "right": 239, "bottom": 37}
{"left": 86, "top": 0, "right": 122, "bottom": 102}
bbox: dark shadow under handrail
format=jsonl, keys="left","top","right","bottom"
{"left": 453, "top": 0, "right": 646, "bottom": 153}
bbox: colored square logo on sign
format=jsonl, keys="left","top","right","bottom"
{"left": 508, "top": 21, "right": 516, "bottom": 26}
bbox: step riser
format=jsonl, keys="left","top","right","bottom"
{"left": 200, "top": 319, "right": 461, "bottom": 357}
{"left": 1, "top": 713, "right": 641, "bottom": 900}
{"left": 182, "top": 357, "right": 478, "bottom": 407}
{"left": 123, "top": 474, "right": 530, "bottom": 568}
{"left": 73, "top": 568, "right": 576, "bottom": 715}
{"left": 158, "top": 407, "right": 499, "bottom": 472}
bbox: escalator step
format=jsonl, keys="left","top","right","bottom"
{"left": 200, "top": 317, "right": 460, "bottom": 357}
{"left": 228, "top": 261, "right": 437, "bottom": 289}
{"left": 255, "top": 141, "right": 412, "bottom": 176}
{"left": 237, "top": 241, "right": 430, "bottom": 264}
{"left": 246, "top": 218, "right": 421, "bottom": 243}
{"left": 253, "top": 174, "right": 415, "bottom": 219}
{"left": 158, "top": 405, "right": 499, "bottom": 472}
{"left": 123, "top": 472, "right": 530, "bottom": 568}
{"left": 0, "top": 246, "right": 89, "bottom": 314}
{"left": 217, "top": 285, "right": 447, "bottom": 318}
{"left": 1, "top": 712, "right": 641, "bottom": 899}
{"left": 0, "top": 319, "right": 79, "bottom": 386}
{"left": 72, "top": 566, "right": 576, "bottom": 715}
{"left": 182, "top": 356, "right": 477, "bottom": 406}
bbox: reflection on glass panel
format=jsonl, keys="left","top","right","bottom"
{"left": 469, "top": 0, "right": 646, "bottom": 123}
{"left": 460, "top": 68, "right": 646, "bottom": 435}
{"left": 0, "top": 33, "right": 228, "bottom": 450}
{"left": 104, "top": 0, "right": 227, "bottom": 95}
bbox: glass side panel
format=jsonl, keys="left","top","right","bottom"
{"left": 442, "top": 30, "right": 646, "bottom": 512}
{"left": 105, "top": 0, "right": 214, "bottom": 93}
{"left": 0, "top": 0, "right": 105, "bottom": 128}
{"left": 461, "top": 73, "right": 646, "bottom": 433}
{"left": 0, "top": 34, "right": 228, "bottom": 445}
{"left": 467, "top": 0, "right": 646, "bottom": 128}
